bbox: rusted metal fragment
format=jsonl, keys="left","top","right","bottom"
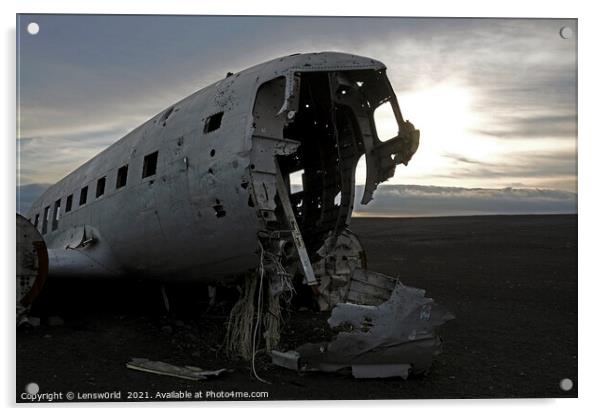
{"left": 273, "top": 281, "right": 454, "bottom": 378}
{"left": 126, "top": 358, "right": 227, "bottom": 381}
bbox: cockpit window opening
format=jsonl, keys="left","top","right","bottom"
{"left": 373, "top": 100, "right": 399, "bottom": 142}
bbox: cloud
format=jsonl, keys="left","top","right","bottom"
{"left": 20, "top": 182, "right": 577, "bottom": 218}
{"left": 17, "top": 132, "right": 123, "bottom": 185}
{"left": 446, "top": 150, "right": 576, "bottom": 179}
{"left": 443, "top": 153, "right": 483, "bottom": 165}
{"left": 472, "top": 114, "right": 577, "bottom": 140}
{"left": 353, "top": 184, "right": 577, "bottom": 217}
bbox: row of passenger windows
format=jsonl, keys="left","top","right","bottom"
{"left": 32, "top": 151, "right": 159, "bottom": 235}
{"left": 30, "top": 110, "right": 226, "bottom": 234}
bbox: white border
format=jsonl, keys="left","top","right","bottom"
{"left": 3, "top": 1, "right": 600, "bottom": 414}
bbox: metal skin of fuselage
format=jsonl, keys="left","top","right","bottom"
{"left": 26, "top": 52, "right": 420, "bottom": 285}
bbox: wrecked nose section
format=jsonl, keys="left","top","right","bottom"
{"left": 243, "top": 62, "right": 450, "bottom": 379}
{"left": 273, "top": 282, "right": 454, "bottom": 379}
{"left": 362, "top": 119, "right": 420, "bottom": 205}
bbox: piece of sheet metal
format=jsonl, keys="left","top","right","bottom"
{"left": 273, "top": 280, "right": 454, "bottom": 378}
{"left": 126, "top": 358, "right": 227, "bottom": 381}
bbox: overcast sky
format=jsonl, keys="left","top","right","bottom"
{"left": 16, "top": 15, "right": 577, "bottom": 214}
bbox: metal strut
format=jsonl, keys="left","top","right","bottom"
{"left": 274, "top": 163, "right": 318, "bottom": 286}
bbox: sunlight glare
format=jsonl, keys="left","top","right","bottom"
{"left": 357, "top": 83, "right": 490, "bottom": 187}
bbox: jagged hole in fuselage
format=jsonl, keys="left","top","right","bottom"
{"left": 276, "top": 70, "right": 393, "bottom": 259}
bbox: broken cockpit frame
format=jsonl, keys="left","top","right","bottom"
{"left": 249, "top": 66, "right": 420, "bottom": 309}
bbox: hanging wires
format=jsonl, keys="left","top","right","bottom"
{"left": 251, "top": 240, "right": 270, "bottom": 384}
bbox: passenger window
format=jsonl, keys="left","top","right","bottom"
{"left": 96, "top": 177, "right": 106, "bottom": 198}
{"left": 204, "top": 112, "right": 223, "bottom": 133}
{"left": 33, "top": 214, "right": 39, "bottom": 228}
{"left": 142, "top": 151, "right": 158, "bottom": 178}
{"left": 116, "top": 165, "right": 128, "bottom": 189}
{"left": 52, "top": 199, "right": 61, "bottom": 231}
{"left": 42, "top": 206, "right": 49, "bottom": 234}
{"left": 65, "top": 194, "right": 73, "bottom": 212}
{"left": 79, "top": 186, "right": 88, "bottom": 206}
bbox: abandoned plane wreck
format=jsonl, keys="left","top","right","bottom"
{"left": 18, "top": 52, "right": 453, "bottom": 379}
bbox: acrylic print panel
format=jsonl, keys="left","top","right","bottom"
{"left": 16, "top": 14, "right": 577, "bottom": 402}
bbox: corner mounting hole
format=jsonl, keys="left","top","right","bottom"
{"left": 27, "top": 22, "right": 40, "bottom": 35}
{"left": 559, "top": 378, "right": 573, "bottom": 391}
{"left": 210, "top": 149, "right": 216, "bottom": 157}
{"left": 559, "top": 26, "right": 573, "bottom": 39}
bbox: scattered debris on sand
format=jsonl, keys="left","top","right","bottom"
{"left": 126, "top": 358, "right": 227, "bottom": 381}
{"left": 272, "top": 282, "right": 454, "bottom": 378}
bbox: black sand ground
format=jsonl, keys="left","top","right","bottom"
{"left": 16, "top": 215, "right": 577, "bottom": 401}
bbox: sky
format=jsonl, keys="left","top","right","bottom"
{"left": 16, "top": 15, "right": 577, "bottom": 215}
